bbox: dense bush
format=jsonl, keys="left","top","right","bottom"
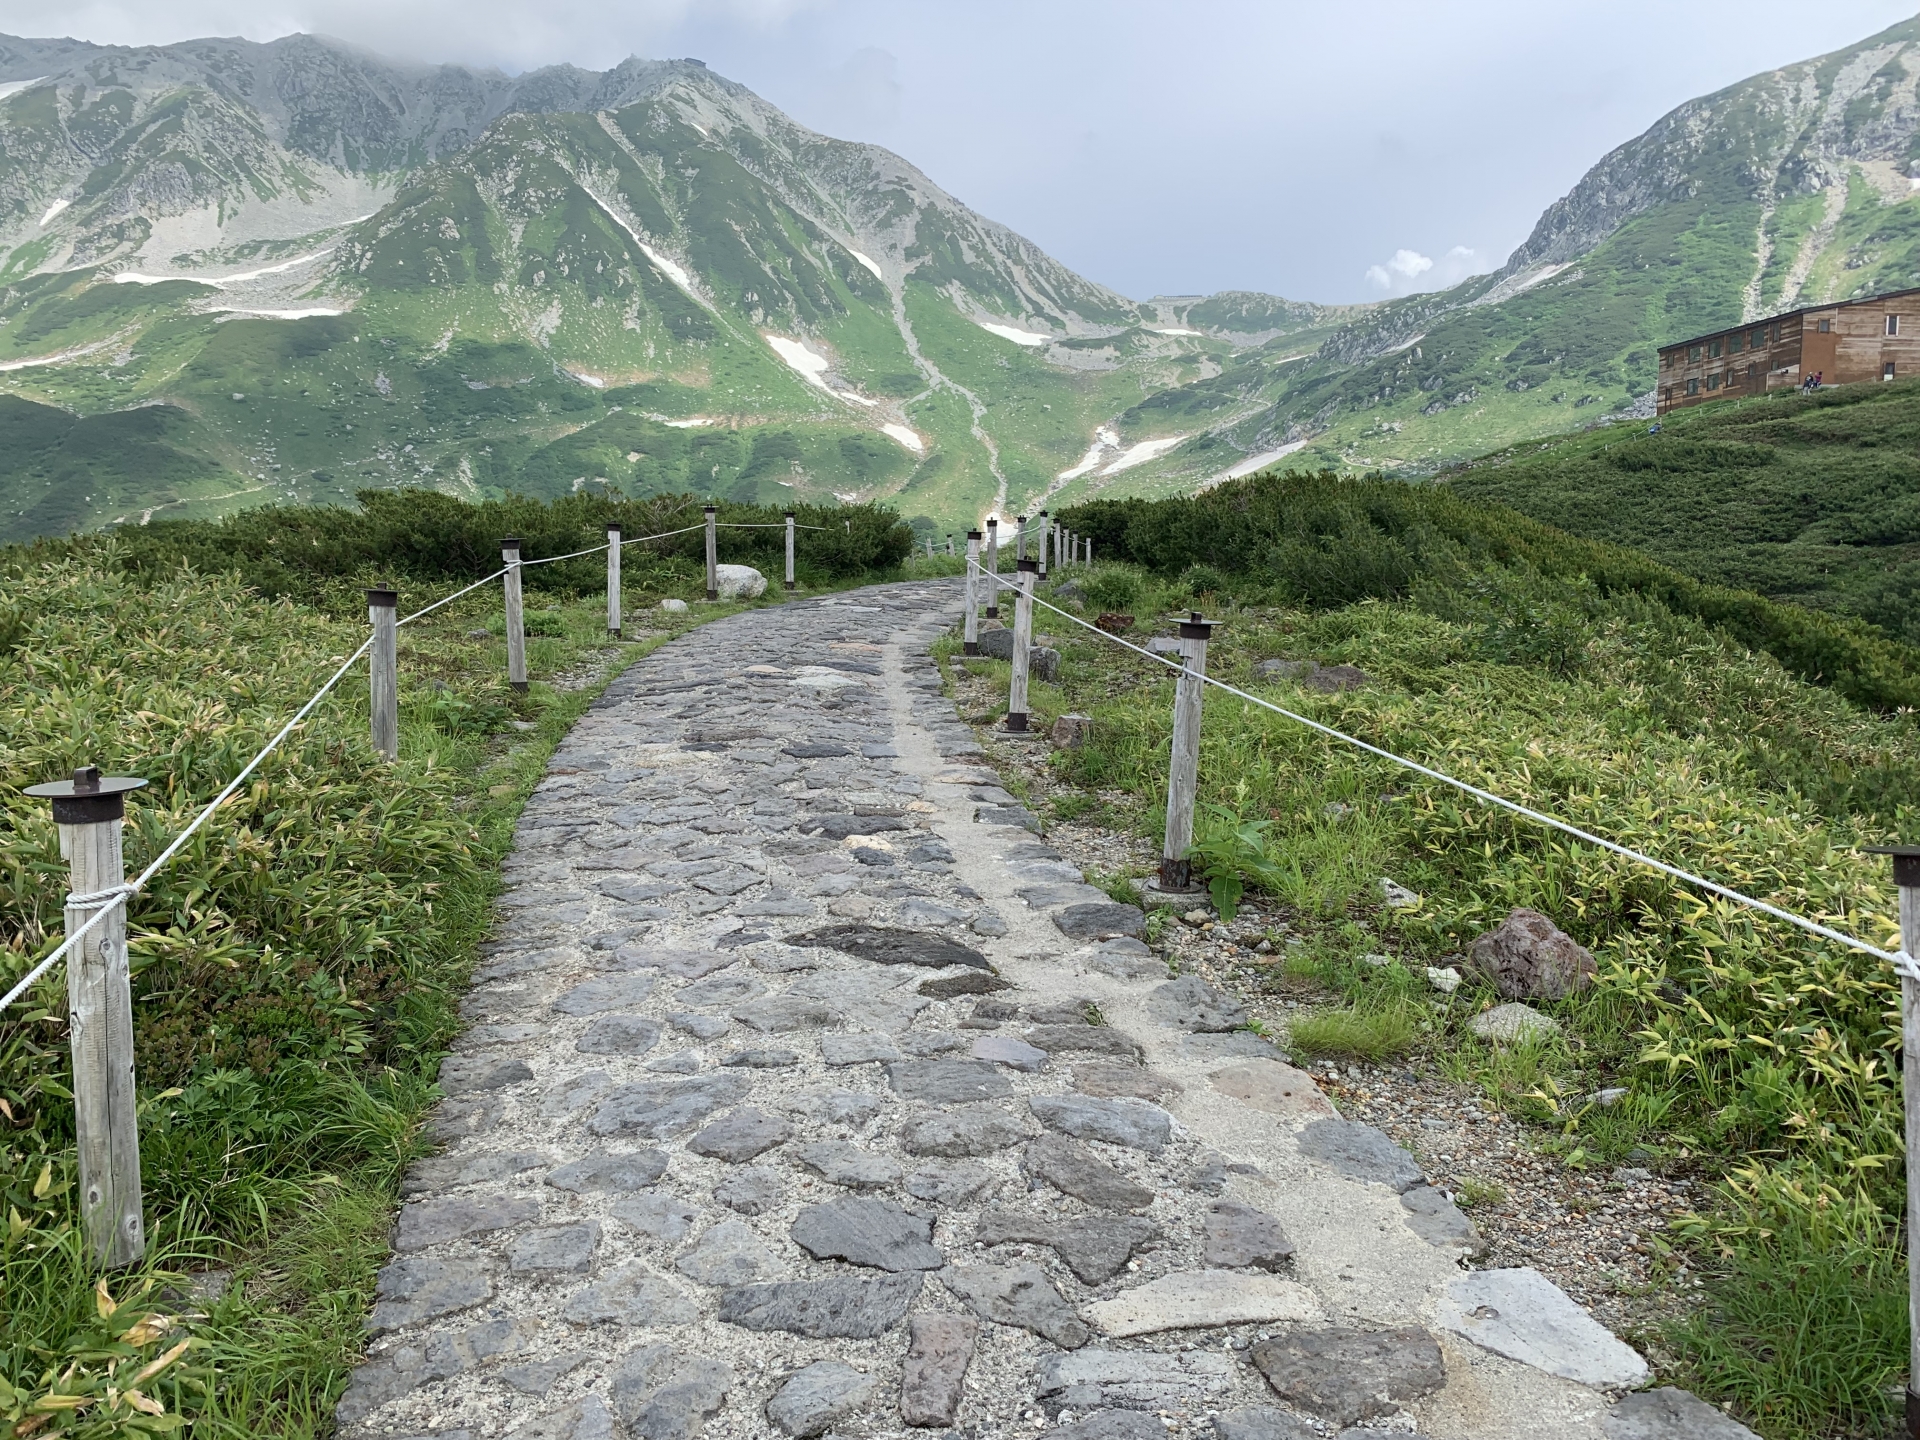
{"left": 1061, "top": 471, "right": 1920, "bottom": 712}
{"left": 11, "top": 489, "right": 913, "bottom": 605}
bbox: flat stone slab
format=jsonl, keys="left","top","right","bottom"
{"left": 1603, "top": 1388, "right": 1762, "bottom": 1440}
{"left": 393, "top": 1195, "right": 540, "bottom": 1251}
{"left": 1437, "top": 1267, "right": 1650, "bottom": 1387}
{"left": 886, "top": 1059, "right": 1013, "bottom": 1104}
{"left": 590, "top": 1074, "right": 753, "bottom": 1138}
{"left": 719, "top": 1273, "right": 923, "bottom": 1338}
{"left": 765, "top": 1359, "right": 876, "bottom": 1437}
{"left": 791, "top": 1196, "right": 943, "bottom": 1271}
{"left": 821, "top": 1032, "right": 903, "bottom": 1065}
{"left": 609, "top": 1344, "right": 732, "bottom": 1439}
{"left": 919, "top": 971, "right": 1012, "bottom": 999}
{"left": 1030, "top": 1094, "right": 1172, "bottom": 1152}
{"left": 438, "top": 1055, "right": 535, "bottom": 1094}
{"left": 1073, "top": 1063, "right": 1179, "bottom": 1101}
{"left": 510, "top": 1221, "right": 600, "bottom": 1274}
{"left": 1144, "top": 975, "right": 1249, "bottom": 1032}
{"left": 1034, "top": 1349, "right": 1232, "bottom": 1412}
{"left": 614, "top": 946, "right": 741, "bottom": 979}
{"left": 688, "top": 1107, "right": 793, "bottom": 1162}
{"left": 1401, "top": 1184, "right": 1484, "bottom": 1253}
{"left": 1296, "top": 1118, "right": 1424, "bottom": 1192}
{"left": 904, "top": 1162, "right": 997, "bottom": 1205}
{"left": 576, "top": 1015, "right": 663, "bottom": 1055}
{"left": 900, "top": 1107, "right": 1033, "bottom": 1157}
{"left": 715, "top": 1165, "right": 786, "bottom": 1214}
{"left": 796, "top": 1141, "right": 903, "bottom": 1189}
{"left": 941, "top": 1261, "right": 1090, "bottom": 1348}
{"left": 1024, "top": 1024, "right": 1143, "bottom": 1060}
{"left": 1023, "top": 1135, "right": 1156, "bottom": 1211}
{"left": 1084, "top": 1271, "right": 1321, "bottom": 1336}
{"left": 1249, "top": 1327, "right": 1446, "bottom": 1426}
{"left": 611, "top": 1193, "right": 701, "bottom": 1244}
{"left": 369, "top": 1256, "right": 493, "bottom": 1331}
{"left": 1211, "top": 1407, "right": 1319, "bottom": 1440}
{"left": 1054, "top": 1409, "right": 1168, "bottom": 1438}
{"left": 972, "top": 1033, "right": 1050, "bottom": 1071}
{"left": 561, "top": 1262, "right": 698, "bottom": 1326}
{"left": 1204, "top": 1202, "right": 1295, "bottom": 1270}
{"left": 675, "top": 1218, "right": 786, "bottom": 1285}
{"left": 975, "top": 1208, "right": 1158, "bottom": 1283}
{"left": 795, "top": 923, "right": 991, "bottom": 970}
{"left": 551, "top": 974, "right": 656, "bottom": 1016}
{"left": 1210, "top": 1060, "right": 1334, "bottom": 1122}
{"left": 1054, "top": 902, "right": 1146, "bottom": 940}
{"left": 901, "top": 1313, "right": 976, "bottom": 1427}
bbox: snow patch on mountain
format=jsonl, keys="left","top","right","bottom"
{"left": 1102, "top": 434, "right": 1187, "bottom": 475}
{"left": 849, "top": 248, "right": 885, "bottom": 281}
{"left": 977, "top": 320, "right": 1049, "bottom": 347}
{"left": 37, "top": 198, "right": 66, "bottom": 227}
{"left": 882, "top": 423, "right": 925, "bottom": 454}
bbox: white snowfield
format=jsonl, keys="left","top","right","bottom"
{"left": 765, "top": 334, "right": 833, "bottom": 388}
{"left": 579, "top": 183, "right": 699, "bottom": 297}
{"left": 1101, "top": 434, "right": 1187, "bottom": 474}
{"left": 114, "top": 250, "right": 335, "bottom": 287}
{"left": 37, "top": 198, "right": 68, "bottom": 227}
{"left": 0, "top": 77, "right": 46, "bottom": 102}
{"left": 1225, "top": 441, "right": 1307, "bottom": 480}
{"left": 1146, "top": 326, "right": 1202, "bottom": 336}
{"left": 848, "top": 248, "right": 885, "bottom": 281}
{"left": 1058, "top": 426, "right": 1122, "bottom": 482}
{"left": 881, "top": 423, "right": 926, "bottom": 454}
{"left": 216, "top": 306, "right": 349, "bottom": 320}
{"left": 977, "top": 320, "right": 1050, "bottom": 347}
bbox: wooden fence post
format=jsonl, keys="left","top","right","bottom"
{"left": 1158, "top": 612, "right": 1214, "bottom": 891}
{"left": 1868, "top": 845, "right": 1920, "bottom": 1439}
{"left": 784, "top": 512, "right": 796, "bottom": 592}
{"left": 984, "top": 519, "right": 1001, "bottom": 618}
{"left": 1015, "top": 515, "right": 1028, "bottom": 564}
{"left": 1086, "top": 537, "right": 1094, "bottom": 566}
{"left": 24, "top": 766, "right": 148, "bottom": 1266}
{"left": 704, "top": 504, "right": 719, "bottom": 601}
{"left": 368, "top": 586, "right": 398, "bottom": 761}
{"left": 1037, "top": 510, "right": 1050, "bottom": 579}
{"left": 964, "top": 530, "right": 982, "bottom": 655}
{"left": 607, "top": 523, "right": 622, "bottom": 637}
{"left": 1005, "top": 557, "right": 1038, "bottom": 732}
{"left": 502, "top": 537, "right": 528, "bottom": 693}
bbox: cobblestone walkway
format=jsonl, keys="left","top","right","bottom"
{"left": 338, "top": 580, "right": 1728, "bottom": 1440}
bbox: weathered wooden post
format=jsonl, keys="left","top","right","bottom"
{"left": 1015, "top": 515, "right": 1028, "bottom": 563}
{"left": 984, "top": 519, "right": 1001, "bottom": 619}
{"left": 946, "top": 535, "right": 955, "bottom": 557}
{"left": 1037, "top": 510, "right": 1050, "bottom": 579}
{"left": 1062, "top": 528, "right": 1073, "bottom": 568}
{"left": 1005, "top": 557, "right": 1038, "bottom": 732}
{"left": 1086, "top": 537, "right": 1094, "bottom": 566}
{"left": 1867, "top": 845, "right": 1920, "bottom": 1440}
{"left": 1157, "top": 612, "right": 1214, "bottom": 892}
{"left": 368, "top": 585, "right": 398, "bottom": 761}
{"left": 964, "top": 530, "right": 982, "bottom": 656}
{"left": 606, "top": 523, "right": 622, "bottom": 637}
{"left": 784, "top": 511, "right": 797, "bottom": 593}
{"left": 502, "top": 538, "right": 528, "bottom": 693}
{"left": 926, "top": 536, "right": 935, "bottom": 559}
{"left": 24, "top": 766, "right": 148, "bottom": 1266}
{"left": 704, "top": 504, "right": 719, "bottom": 601}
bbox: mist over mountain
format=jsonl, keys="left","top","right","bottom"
{"left": 2, "top": 16, "right": 1920, "bottom": 539}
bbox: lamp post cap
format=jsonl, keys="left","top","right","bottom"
{"left": 25, "top": 767, "right": 148, "bottom": 822}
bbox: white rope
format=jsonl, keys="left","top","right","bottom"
{"left": 397, "top": 567, "right": 509, "bottom": 627}
{"left": 619, "top": 522, "right": 707, "bottom": 550}
{"left": 67, "top": 884, "right": 137, "bottom": 908}
{"left": 965, "top": 561, "right": 1916, "bottom": 979}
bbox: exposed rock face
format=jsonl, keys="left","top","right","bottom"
{"left": 1465, "top": 907, "right": 1596, "bottom": 1000}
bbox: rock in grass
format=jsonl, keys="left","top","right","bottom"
{"left": 1465, "top": 906, "right": 1595, "bottom": 999}
{"left": 1468, "top": 1002, "right": 1561, "bottom": 1045}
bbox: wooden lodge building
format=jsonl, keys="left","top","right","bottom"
{"left": 1656, "top": 285, "right": 1920, "bottom": 414}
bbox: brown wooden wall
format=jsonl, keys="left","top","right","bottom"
{"left": 1656, "top": 286, "right": 1920, "bottom": 414}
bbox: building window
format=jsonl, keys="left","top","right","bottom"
{"left": 1686, "top": 378, "right": 1699, "bottom": 396}
{"left": 1886, "top": 361, "right": 1897, "bottom": 380}
{"left": 1889, "top": 315, "right": 1901, "bottom": 336}
{"left": 1710, "top": 339, "right": 1722, "bottom": 358}
{"left": 1819, "top": 318, "right": 1832, "bottom": 332}
{"left": 1708, "top": 373, "right": 1721, "bottom": 390}
{"left": 1661, "top": 387, "right": 1672, "bottom": 403}
{"left": 1689, "top": 344, "right": 1702, "bottom": 361}
{"left": 1748, "top": 363, "right": 1758, "bottom": 382}
{"left": 1751, "top": 328, "right": 1767, "bottom": 349}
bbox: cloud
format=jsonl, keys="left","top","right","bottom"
{"left": 1364, "top": 244, "right": 1483, "bottom": 298}
{"left": 799, "top": 46, "right": 902, "bottom": 138}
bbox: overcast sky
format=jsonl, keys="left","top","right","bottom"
{"left": 8, "top": 1, "right": 1917, "bottom": 303}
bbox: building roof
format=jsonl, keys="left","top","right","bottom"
{"left": 1658, "top": 284, "right": 1920, "bottom": 356}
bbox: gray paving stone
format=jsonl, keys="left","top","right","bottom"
{"left": 404, "top": 1148, "right": 548, "bottom": 1195}
{"left": 647, "top": 1049, "right": 704, "bottom": 1074}
{"left": 795, "top": 923, "right": 992, "bottom": 970}
{"left": 678, "top": 974, "right": 767, "bottom": 1008}
{"left": 1438, "top": 1267, "right": 1648, "bottom": 1386}
{"left": 1055, "top": 1411, "right": 1170, "bottom": 1439}
{"left": 1602, "top": 1388, "right": 1762, "bottom": 1440}
{"left": 392, "top": 1194, "right": 540, "bottom": 1252}
{"left": 1024, "top": 1024, "right": 1144, "bottom": 1060}
{"left": 791, "top": 1196, "right": 943, "bottom": 1270}
{"left": 903, "top": 1162, "right": 997, "bottom": 1205}
{"left": 499, "top": 1353, "right": 588, "bottom": 1396}
{"left": 553, "top": 975, "right": 658, "bottom": 1016}
{"left": 1072, "top": 1063, "right": 1179, "bottom": 1101}
{"left": 1145, "top": 975, "right": 1250, "bottom": 1033}
{"left": 688, "top": 1107, "right": 793, "bottom": 1161}
{"left": 500, "top": 1395, "right": 616, "bottom": 1440}
{"left": 609, "top": 1343, "right": 733, "bottom": 1439}
{"left": 616, "top": 946, "right": 741, "bottom": 979}
{"left": 668, "top": 1010, "right": 730, "bottom": 1040}
{"left": 577, "top": 1015, "right": 664, "bottom": 1055}
{"left": 900, "top": 1031, "right": 969, "bottom": 1057}
{"left": 765, "top": 1360, "right": 876, "bottom": 1437}
{"left": 975, "top": 1208, "right": 1158, "bottom": 1283}
{"left": 1204, "top": 1202, "right": 1295, "bottom": 1270}
{"left": 438, "top": 1055, "right": 536, "bottom": 1094}
{"left": 1400, "top": 1184, "right": 1484, "bottom": 1252}
{"left": 940, "top": 1261, "right": 1090, "bottom": 1348}
{"left": 718, "top": 1272, "right": 923, "bottom": 1338}
{"left": 917, "top": 971, "right": 1012, "bottom": 1001}
{"left": 611, "top": 1193, "right": 702, "bottom": 1244}
{"left": 459, "top": 1022, "right": 546, "bottom": 1047}
{"left": 1023, "top": 1135, "right": 1156, "bottom": 1211}
{"left": 1029, "top": 1095, "right": 1172, "bottom": 1152}
{"left": 541, "top": 1069, "right": 614, "bottom": 1120}
{"left": 900, "top": 1106, "right": 1033, "bottom": 1157}
{"left": 510, "top": 1221, "right": 601, "bottom": 1274}
{"left": 1296, "top": 1119, "right": 1425, "bottom": 1193}
{"left": 796, "top": 1140, "right": 903, "bottom": 1189}
{"left": 900, "top": 1312, "right": 976, "bottom": 1427}
{"left": 886, "top": 1059, "right": 1013, "bottom": 1104}
{"left": 732, "top": 993, "right": 839, "bottom": 1032}
{"left": 722, "top": 1047, "right": 800, "bottom": 1068}
{"left": 590, "top": 1075, "right": 753, "bottom": 1139}
{"left": 1053, "top": 903, "right": 1146, "bottom": 940}
{"left": 971, "top": 1033, "right": 1050, "bottom": 1071}
{"left": 561, "top": 1262, "right": 699, "bottom": 1325}
{"left": 675, "top": 1218, "right": 787, "bottom": 1285}
{"left": 1249, "top": 1327, "right": 1446, "bottom": 1426}
{"left": 1036, "top": 1349, "right": 1233, "bottom": 1413}
{"left": 821, "top": 1032, "right": 903, "bottom": 1065}
{"left": 368, "top": 1255, "right": 493, "bottom": 1331}
{"left": 715, "top": 1165, "right": 786, "bottom": 1214}
{"left": 1211, "top": 1407, "right": 1318, "bottom": 1440}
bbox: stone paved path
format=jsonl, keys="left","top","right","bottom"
{"left": 339, "top": 581, "right": 1741, "bottom": 1440}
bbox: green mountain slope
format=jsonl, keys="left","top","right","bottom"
{"left": 1447, "top": 378, "right": 1920, "bottom": 645}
